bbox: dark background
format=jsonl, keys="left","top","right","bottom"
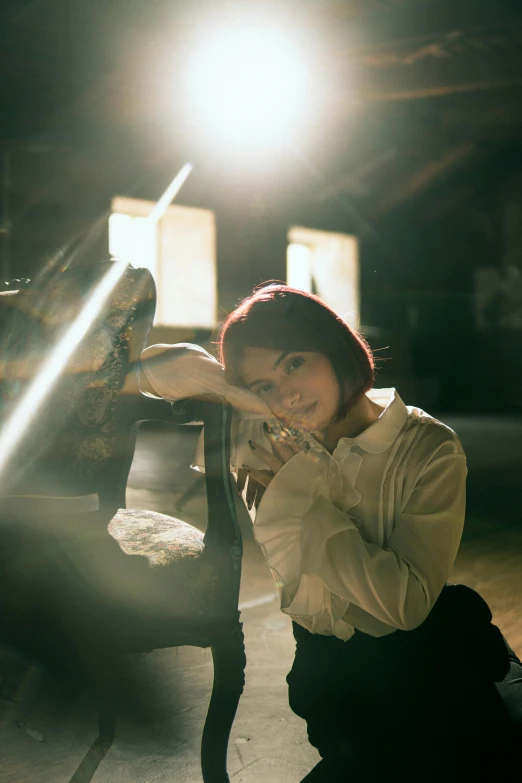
{"left": 2, "top": 0, "right": 522, "bottom": 414}
{"left": 1, "top": 8, "right": 522, "bottom": 776}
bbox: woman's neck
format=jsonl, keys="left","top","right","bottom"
{"left": 321, "top": 394, "right": 384, "bottom": 453}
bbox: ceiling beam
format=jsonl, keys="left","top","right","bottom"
{"left": 369, "top": 142, "right": 477, "bottom": 217}
{"left": 359, "top": 79, "right": 522, "bottom": 102}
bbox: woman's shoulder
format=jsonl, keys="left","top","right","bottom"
{"left": 405, "top": 404, "right": 465, "bottom": 458}
{"left": 371, "top": 388, "right": 464, "bottom": 459}
{"left": 395, "top": 406, "right": 467, "bottom": 499}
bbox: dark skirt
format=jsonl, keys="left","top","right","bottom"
{"left": 286, "top": 584, "right": 522, "bottom": 782}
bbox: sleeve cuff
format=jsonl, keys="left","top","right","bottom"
{"left": 300, "top": 494, "right": 359, "bottom": 576}
{"left": 252, "top": 450, "right": 331, "bottom": 605}
{"left": 255, "top": 448, "right": 330, "bottom": 522}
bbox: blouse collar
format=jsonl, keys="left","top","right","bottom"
{"left": 335, "top": 388, "right": 409, "bottom": 455}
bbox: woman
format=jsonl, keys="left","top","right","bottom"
{"left": 140, "top": 284, "right": 521, "bottom": 782}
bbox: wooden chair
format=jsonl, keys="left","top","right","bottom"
{"left": 0, "top": 261, "right": 246, "bottom": 783}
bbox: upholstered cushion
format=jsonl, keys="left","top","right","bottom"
{"left": 108, "top": 508, "right": 204, "bottom": 566}
{"left": 0, "top": 508, "right": 216, "bottom": 658}
{"left": 104, "top": 508, "right": 219, "bottom": 631}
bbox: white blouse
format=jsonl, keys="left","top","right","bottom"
{"left": 140, "top": 343, "right": 468, "bottom": 641}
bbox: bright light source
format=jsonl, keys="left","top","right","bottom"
{"left": 109, "top": 163, "right": 193, "bottom": 278}
{"left": 184, "top": 22, "right": 310, "bottom": 151}
{"left": 287, "top": 242, "right": 312, "bottom": 292}
{"left": 110, "top": 195, "right": 217, "bottom": 330}
{"left": 109, "top": 213, "right": 157, "bottom": 276}
{"left": 109, "top": 213, "right": 132, "bottom": 263}
{"left": 288, "top": 227, "right": 360, "bottom": 328}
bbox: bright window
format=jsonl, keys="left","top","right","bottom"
{"left": 287, "top": 227, "right": 359, "bottom": 328}
{"left": 109, "top": 196, "right": 217, "bottom": 329}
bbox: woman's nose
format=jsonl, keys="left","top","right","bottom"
{"left": 280, "top": 386, "right": 301, "bottom": 409}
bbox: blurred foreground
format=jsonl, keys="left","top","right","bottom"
{"left": 1, "top": 412, "right": 521, "bottom": 783}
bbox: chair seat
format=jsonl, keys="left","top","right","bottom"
{"left": 101, "top": 509, "right": 218, "bottom": 634}
{"left": 0, "top": 508, "right": 220, "bottom": 662}
{"left": 104, "top": 508, "right": 220, "bottom": 642}
{"left": 108, "top": 508, "right": 205, "bottom": 566}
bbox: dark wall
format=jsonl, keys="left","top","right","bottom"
{"left": 3, "top": 141, "right": 522, "bottom": 414}
{"left": 360, "top": 147, "right": 522, "bottom": 413}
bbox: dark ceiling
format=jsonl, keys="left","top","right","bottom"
{"left": 1, "top": 0, "right": 522, "bottom": 265}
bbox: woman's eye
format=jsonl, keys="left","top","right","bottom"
{"left": 258, "top": 384, "right": 273, "bottom": 396}
{"left": 287, "top": 356, "right": 304, "bottom": 372}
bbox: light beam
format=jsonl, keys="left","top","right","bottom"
{"left": 0, "top": 162, "right": 193, "bottom": 485}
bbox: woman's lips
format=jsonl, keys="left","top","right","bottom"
{"left": 291, "top": 402, "right": 316, "bottom": 423}
{"left": 280, "top": 402, "right": 317, "bottom": 428}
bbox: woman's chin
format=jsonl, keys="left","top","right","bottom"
{"left": 299, "top": 418, "right": 328, "bottom": 439}
{"left": 278, "top": 404, "right": 330, "bottom": 434}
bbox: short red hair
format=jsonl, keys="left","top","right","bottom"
{"left": 217, "top": 283, "right": 374, "bottom": 419}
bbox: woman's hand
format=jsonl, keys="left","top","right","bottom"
{"left": 238, "top": 422, "right": 309, "bottom": 510}
{"left": 236, "top": 467, "right": 273, "bottom": 511}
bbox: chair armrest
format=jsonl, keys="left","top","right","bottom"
{"left": 135, "top": 391, "right": 204, "bottom": 426}
{"left": 168, "top": 396, "right": 230, "bottom": 425}
{"left": 170, "top": 399, "right": 204, "bottom": 425}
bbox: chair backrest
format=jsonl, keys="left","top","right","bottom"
{"left": 0, "top": 265, "right": 242, "bottom": 605}
{"left": 170, "top": 399, "right": 243, "bottom": 610}
{"left": 0, "top": 261, "right": 156, "bottom": 512}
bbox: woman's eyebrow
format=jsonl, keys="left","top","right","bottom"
{"left": 273, "top": 350, "right": 291, "bottom": 370}
{"left": 246, "top": 351, "right": 291, "bottom": 389}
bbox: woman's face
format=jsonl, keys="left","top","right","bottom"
{"left": 238, "top": 346, "right": 342, "bottom": 432}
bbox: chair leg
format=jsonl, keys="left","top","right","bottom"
{"left": 96, "top": 675, "right": 119, "bottom": 744}
{"left": 201, "top": 616, "right": 246, "bottom": 783}
{"left": 97, "top": 695, "right": 118, "bottom": 744}
{"left": 13, "top": 662, "right": 45, "bottom": 729}
{"left": 88, "top": 650, "right": 120, "bottom": 745}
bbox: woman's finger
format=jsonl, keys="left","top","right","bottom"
{"left": 236, "top": 468, "right": 248, "bottom": 496}
{"left": 248, "top": 440, "right": 284, "bottom": 473}
{"left": 242, "top": 466, "right": 274, "bottom": 488}
{"left": 279, "top": 424, "right": 310, "bottom": 449}
{"left": 245, "top": 475, "right": 257, "bottom": 509}
{"left": 254, "top": 482, "right": 267, "bottom": 510}
{"left": 263, "top": 422, "right": 300, "bottom": 461}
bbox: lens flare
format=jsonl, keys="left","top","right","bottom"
{"left": 0, "top": 258, "right": 129, "bottom": 483}
{"left": 0, "top": 163, "right": 193, "bottom": 486}
{"left": 184, "top": 23, "right": 310, "bottom": 151}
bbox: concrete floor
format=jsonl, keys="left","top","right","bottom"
{"left": 1, "top": 414, "right": 522, "bottom": 783}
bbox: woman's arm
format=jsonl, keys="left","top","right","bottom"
{"left": 300, "top": 447, "right": 466, "bottom": 630}
{"left": 253, "top": 437, "right": 467, "bottom": 631}
{"left": 139, "top": 343, "right": 271, "bottom": 416}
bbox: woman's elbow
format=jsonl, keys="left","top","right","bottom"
{"left": 395, "top": 579, "right": 435, "bottom": 631}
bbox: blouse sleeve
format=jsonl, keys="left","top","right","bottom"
{"left": 139, "top": 343, "right": 271, "bottom": 416}
{"left": 254, "top": 438, "right": 467, "bottom": 631}
{"left": 139, "top": 343, "right": 275, "bottom": 475}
